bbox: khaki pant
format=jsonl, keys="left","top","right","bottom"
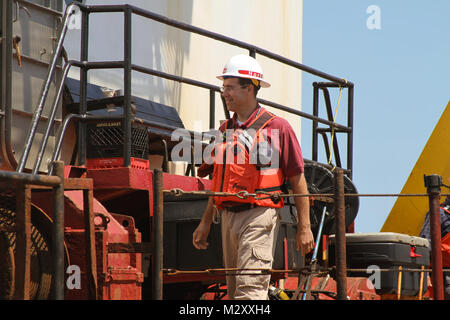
{"left": 221, "top": 206, "right": 280, "bottom": 300}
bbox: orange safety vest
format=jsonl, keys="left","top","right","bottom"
{"left": 211, "top": 109, "right": 285, "bottom": 209}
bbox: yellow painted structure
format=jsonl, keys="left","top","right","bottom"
{"left": 381, "top": 101, "right": 450, "bottom": 235}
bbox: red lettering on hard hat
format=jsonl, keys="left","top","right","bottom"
{"left": 238, "top": 70, "right": 263, "bottom": 79}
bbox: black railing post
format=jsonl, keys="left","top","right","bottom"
{"left": 347, "top": 84, "right": 354, "bottom": 180}
{"left": 312, "top": 83, "right": 319, "bottom": 162}
{"left": 152, "top": 169, "right": 163, "bottom": 300}
{"left": 78, "top": 9, "right": 89, "bottom": 166}
{"left": 209, "top": 89, "right": 215, "bottom": 129}
{"left": 123, "top": 5, "right": 132, "bottom": 168}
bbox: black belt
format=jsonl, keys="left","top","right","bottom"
{"left": 223, "top": 203, "right": 257, "bottom": 213}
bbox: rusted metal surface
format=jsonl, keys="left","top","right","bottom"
{"left": 0, "top": 162, "right": 98, "bottom": 300}
{"left": 64, "top": 177, "right": 93, "bottom": 190}
{"left": 107, "top": 242, "right": 152, "bottom": 254}
{"left": 152, "top": 169, "right": 163, "bottom": 300}
{"left": 334, "top": 169, "right": 347, "bottom": 300}
{"left": 424, "top": 174, "right": 444, "bottom": 300}
{"left": 83, "top": 188, "right": 98, "bottom": 300}
{"left": 52, "top": 161, "right": 65, "bottom": 300}
{"left": 429, "top": 194, "right": 444, "bottom": 300}
{"left": 0, "top": 170, "right": 61, "bottom": 187}
{"left": 14, "top": 185, "right": 31, "bottom": 300}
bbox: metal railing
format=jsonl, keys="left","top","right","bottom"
{"left": 0, "top": 162, "right": 63, "bottom": 300}
{"left": 4, "top": 3, "right": 448, "bottom": 300}
{"left": 10, "top": 2, "right": 359, "bottom": 301}
{"left": 17, "top": 2, "right": 354, "bottom": 179}
{"left": 0, "top": 160, "right": 98, "bottom": 300}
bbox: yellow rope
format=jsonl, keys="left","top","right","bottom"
{"left": 327, "top": 78, "right": 348, "bottom": 170}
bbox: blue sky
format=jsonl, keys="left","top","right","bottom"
{"left": 301, "top": 1, "right": 450, "bottom": 233}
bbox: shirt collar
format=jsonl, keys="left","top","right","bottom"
{"left": 231, "top": 105, "right": 263, "bottom": 129}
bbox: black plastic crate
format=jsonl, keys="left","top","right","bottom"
{"left": 328, "top": 232, "right": 430, "bottom": 296}
{"left": 87, "top": 121, "right": 148, "bottom": 159}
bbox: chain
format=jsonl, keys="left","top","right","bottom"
{"left": 165, "top": 188, "right": 450, "bottom": 202}
{"left": 163, "top": 267, "right": 329, "bottom": 277}
{"left": 163, "top": 266, "right": 450, "bottom": 277}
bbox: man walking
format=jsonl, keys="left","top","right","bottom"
{"left": 193, "top": 54, "right": 314, "bottom": 300}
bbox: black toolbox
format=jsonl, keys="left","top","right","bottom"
{"left": 328, "top": 232, "right": 430, "bottom": 296}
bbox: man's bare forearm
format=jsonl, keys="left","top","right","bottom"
{"left": 289, "top": 173, "right": 311, "bottom": 228}
{"left": 201, "top": 197, "right": 215, "bottom": 225}
{"left": 289, "top": 173, "right": 314, "bottom": 254}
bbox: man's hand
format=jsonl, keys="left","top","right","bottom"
{"left": 192, "top": 221, "right": 211, "bottom": 250}
{"left": 288, "top": 173, "right": 315, "bottom": 255}
{"left": 296, "top": 225, "right": 315, "bottom": 255}
{"left": 192, "top": 198, "right": 215, "bottom": 250}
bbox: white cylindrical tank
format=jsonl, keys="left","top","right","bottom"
{"left": 65, "top": 0, "right": 303, "bottom": 173}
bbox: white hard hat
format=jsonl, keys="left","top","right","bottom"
{"left": 217, "top": 54, "right": 270, "bottom": 88}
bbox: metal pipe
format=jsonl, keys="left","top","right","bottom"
{"left": 131, "top": 64, "right": 350, "bottom": 131}
{"left": 257, "top": 97, "right": 350, "bottom": 131}
{"left": 15, "top": 2, "right": 354, "bottom": 177}
{"left": 424, "top": 174, "right": 444, "bottom": 300}
{"left": 76, "top": 2, "right": 352, "bottom": 87}
{"left": 334, "top": 168, "right": 347, "bottom": 300}
{"left": 221, "top": 95, "right": 230, "bottom": 120}
{"left": 302, "top": 206, "right": 327, "bottom": 300}
{"left": 16, "top": 3, "right": 78, "bottom": 173}
{"left": 14, "top": 185, "right": 31, "bottom": 300}
{"left": 314, "top": 82, "right": 353, "bottom": 88}
{"left": 123, "top": 6, "right": 132, "bottom": 168}
{"left": 312, "top": 84, "right": 319, "bottom": 162}
{"left": 132, "top": 63, "right": 220, "bottom": 92}
{"left": 50, "top": 113, "right": 83, "bottom": 172}
{"left": 76, "top": 60, "right": 125, "bottom": 69}
{"left": 83, "top": 187, "right": 98, "bottom": 299}
{"left": 78, "top": 7, "right": 89, "bottom": 167}
{"left": 125, "top": 4, "right": 351, "bottom": 86}
{"left": 0, "top": 169, "right": 61, "bottom": 186}
{"left": 33, "top": 61, "right": 76, "bottom": 174}
{"left": 33, "top": 58, "right": 109, "bottom": 174}
{"left": 347, "top": 85, "right": 354, "bottom": 180}
{"left": 209, "top": 89, "right": 215, "bottom": 129}
{"left": 52, "top": 161, "right": 65, "bottom": 300}
{"left": 312, "top": 208, "right": 327, "bottom": 262}
{"left": 2, "top": 0, "right": 17, "bottom": 171}
{"left": 161, "top": 139, "right": 169, "bottom": 173}
{"left": 152, "top": 169, "right": 164, "bottom": 300}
